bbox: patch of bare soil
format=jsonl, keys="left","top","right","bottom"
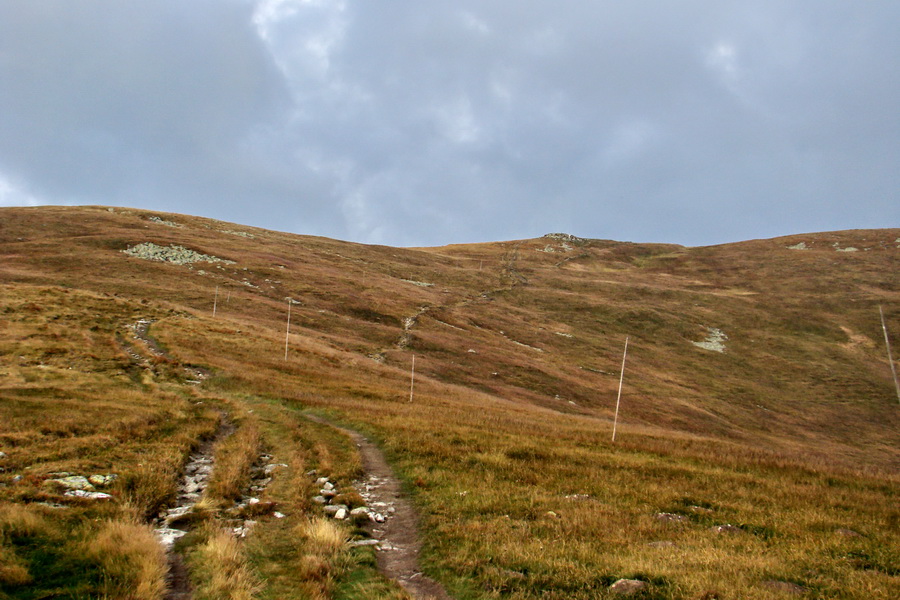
{"left": 305, "top": 414, "right": 453, "bottom": 600}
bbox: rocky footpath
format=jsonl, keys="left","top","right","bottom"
{"left": 302, "top": 414, "right": 454, "bottom": 600}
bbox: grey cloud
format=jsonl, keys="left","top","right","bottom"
{"left": 0, "top": 1, "right": 897, "bottom": 245}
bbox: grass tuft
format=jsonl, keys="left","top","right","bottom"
{"left": 82, "top": 518, "right": 168, "bottom": 600}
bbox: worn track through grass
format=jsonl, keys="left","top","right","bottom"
{"left": 304, "top": 414, "right": 453, "bottom": 600}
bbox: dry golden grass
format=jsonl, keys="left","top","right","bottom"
{"left": 1, "top": 206, "right": 898, "bottom": 598}
{"left": 190, "top": 526, "right": 262, "bottom": 600}
{"left": 83, "top": 518, "right": 168, "bottom": 600}
{"left": 204, "top": 411, "right": 262, "bottom": 506}
{"left": 297, "top": 516, "right": 348, "bottom": 555}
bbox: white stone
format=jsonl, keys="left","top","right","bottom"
{"left": 156, "top": 527, "right": 187, "bottom": 549}
{"left": 88, "top": 474, "right": 118, "bottom": 486}
{"left": 324, "top": 504, "right": 348, "bottom": 516}
{"left": 64, "top": 490, "right": 112, "bottom": 500}
{"left": 609, "top": 579, "right": 647, "bottom": 595}
{"left": 350, "top": 539, "right": 380, "bottom": 547}
{"left": 51, "top": 476, "right": 94, "bottom": 491}
{"left": 334, "top": 508, "right": 347, "bottom": 520}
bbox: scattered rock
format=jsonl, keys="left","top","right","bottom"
{"left": 88, "top": 474, "right": 118, "bottom": 487}
{"left": 655, "top": 512, "right": 689, "bottom": 523}
{"left": 0, "top": 452, "right": 7, "bottom": 460}
{"left": 711, "top": 524, "right": 743, "bottom": 535}
{"left": 609, "top": 579, "right": 647, "bottom": 595}
{"left": 787, "top": 242, "right": 808, "bottom": 250}
{"left": 334, "top": 508, "right": 348, "bottom": 520}
{"left": 148, "top": 216, "right": 181, "bottom": 228}
{"left": 835, "top": 528, "right": 863, "bottom": 537}
{"left": 264, "top": 463, "right": 287, "bottom": 475}
{"left": 324, "top": 504, "right": 349, "bottom": 516}
{"left": 220, "top": 229, "right": 255, "bottom": 238}
{"left": 312, "top": 496, "right": 328, "bottom": 504}
{"left": 64, "top": 489, "right": 113, "bottom": 500}
{"left": 762, "top": 580, "right": 806, "bottom": 595}
{"left": 400, "top": 279, "right": 435, "bottom": 287}
{"left": 543, "top": 233, "right": 587, "bottom": 244}
{"left": 48, "top": 475, "right": 94, "bottom": 491}
{"left": 350, "top": 539, "right": 380, "bottom": 547}
{"left": 157, "top": 528, "right": 188, "bottom": 549}
{"left": 122, "top": 242, "right": 235, "bottom": 266}
{"left": 692, "top": 327, "right": 727, "bottom": 353}
{"left": 273, "top": 512, "right": 285, "bottom": 519}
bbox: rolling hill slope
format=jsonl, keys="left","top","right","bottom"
{"left": 1, "top": 206, "right": 897, "bottom": 599}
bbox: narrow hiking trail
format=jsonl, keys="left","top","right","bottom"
{"left": 125, "top": 317, "right": 453, "bottom": 597}
{"left": 304, "top": 414, "right": 454, "bottom": 600}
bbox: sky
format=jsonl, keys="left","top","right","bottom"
{"left": 0, "top": 1, "right": 898, "bottom": 248}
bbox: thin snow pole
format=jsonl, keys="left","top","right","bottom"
{"left": 213, "top": 285, "right": 219, "bottom": 317}
{"left": 612, "top": 336, "right": 629, "bottom": 442}
{"left": 409, "top": 355, "right": 416, "bottom": 403}
{"left": 284, "top": 299, "right": 292, "bottom": 360}
{"left": 879, "top": 306, "right": 900, "bottom": 404}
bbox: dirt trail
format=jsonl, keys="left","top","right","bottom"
{"left": 304, "top": 414, "right": 453, "bottom": 600}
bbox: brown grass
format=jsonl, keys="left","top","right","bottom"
{"left": 190, "top": 526, "right": 262, "bottom": 600}
{"left": 204, "top": 411, "right": 262, "bottom": 506}
{"left": 83, "top": 518, "right": 168, "bottom": 600}
{"left": 1, "top": 206, "right": 898, "bottom": 598}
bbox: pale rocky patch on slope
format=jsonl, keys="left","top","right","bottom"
{"left": 123, "top": 242, "right": 235, "bottom": 266}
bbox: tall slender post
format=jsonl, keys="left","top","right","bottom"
{"left": 284, "top": 299, "right": 292, "bottom": 361}
{"left": 879, "top": 306, "right": 900, "bottom": 404}
{"left": 409, "top": 355, "right": 416, "bottom": 403}
{"left": 612, "top": 336, "right": 629, "bottom": 442}
{"left": 213, "top": 285, "right": 219, "bottom": 317}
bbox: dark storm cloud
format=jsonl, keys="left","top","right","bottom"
{"left": 1, "top": 1, "right": 898, "bottom": 245}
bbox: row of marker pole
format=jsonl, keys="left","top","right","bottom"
{"left": 221, "top": 292, "right": 899, "bottom": 433}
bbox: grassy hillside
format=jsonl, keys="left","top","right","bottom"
{"left": 0, "top": 206, "right": 897, "bottom": 599}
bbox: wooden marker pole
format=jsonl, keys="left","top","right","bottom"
{"left": 879, "top": 306, "right": 900, "bottom": 404}
{"left": 612, "top": 336, "right": 629, "bottom": 442}
{"left": 213, "top": 285, "right": 219, "bottom": 317}
{"left": 284, "top": 299, "right": 292, "bottom": 361}
{"left": 409, "top": 355, "right": 416, "bottom": 403}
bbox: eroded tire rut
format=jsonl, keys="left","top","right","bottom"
{"left": 305, "top": 414, "right": 453, "bottom": 600}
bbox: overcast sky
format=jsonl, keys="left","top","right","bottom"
{"left": 1, "top": 1, "right": 898, "bottom": 247}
